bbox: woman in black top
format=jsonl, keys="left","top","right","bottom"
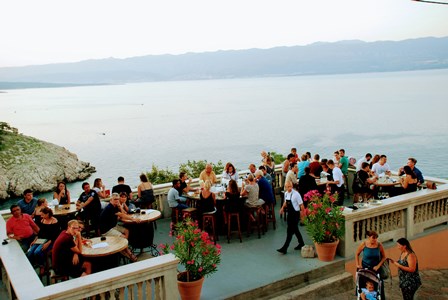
{"left": 224, "top": 179, "right": 243, "bottom": 213}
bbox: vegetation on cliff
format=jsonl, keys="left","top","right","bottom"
{"left": 0, "top": 122, "right": 95, "bottom": 200}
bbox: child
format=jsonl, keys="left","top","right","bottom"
{"left": 361, "top": 280, "right": 378, "bottom": 300}
{"left": 291, "top": 148, "right": 299, "bottom": 163}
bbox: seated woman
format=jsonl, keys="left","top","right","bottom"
{"left": 197, "top": 180, "right": 216, "bottom": 228}
{"left": 53, "top": 181, "right": 71, "bottom": 205}
{"left": 241, "top": 174, "right": 264, "bottom": 208}
{"left": 224, "top": 179, "right": 244, "bottom": 214}
{"left": 137, "top": 174, "right": 155, "bottom": 209}
{"left": 33, "top": 198, "right": 48, "bottom": 225}
{"left": 93, "top": 178, "right": 108, "bottom": 199}
{"left": 27, "top": 207, "right": 60, "bottom": 275}
{"left": 392, "top": 166, "right": 418, "bottom": 196}
{"left": 222, "top": 162, "right": 238, "bottom": 181}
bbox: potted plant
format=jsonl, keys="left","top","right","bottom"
{"left": 303, "top": 190, "right": 345, "bottom": 261}
{"left": 159, "top": 218, "right": 221, "bottom": 300}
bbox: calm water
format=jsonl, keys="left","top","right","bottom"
{"left": 1, "top": 69, "right": 448, "bottom": 207}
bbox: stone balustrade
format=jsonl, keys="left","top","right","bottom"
{"left": 339, "top": 174, "right": 448, "bottom": 258}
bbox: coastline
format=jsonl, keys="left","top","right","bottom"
{"left": 0, "top": 130, "right": 95, "bottom": 201}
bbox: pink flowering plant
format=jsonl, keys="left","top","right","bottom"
{"left": 303, "top": 190, "right": 345, "bottom": 243}
{"left": 159, "top": 218, "right": 221, "bottom": 282}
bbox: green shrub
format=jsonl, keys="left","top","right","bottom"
{"left": 179, "top": 160, "right": 224, "bottom": 178}
{"left": 269, "top": 151, "right": 286, "bottom": 164}
{"left": 145, "top": 164, "right": 178, "bottom": 185}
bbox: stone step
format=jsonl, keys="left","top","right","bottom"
{"left": 269, "top": 272, "right": 354, "bottom": 300}
{"left": 226, "top": 260, "right": 349, "bottom": 300}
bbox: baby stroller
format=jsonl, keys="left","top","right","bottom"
{"left": 355, "top": 269, "right": 382, "bottom": 299}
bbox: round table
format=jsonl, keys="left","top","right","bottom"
{"left": 121, "top": 209, "right": 161, "bottom": 256}
{"left": 52, "top": 203, "right": 78, "bottom": 216}
{"left": 82, "top": 236, "right": 128, "bottom": 258}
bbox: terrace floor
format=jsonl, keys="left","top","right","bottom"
{"left": 2, "top": 195, "right": 447, "bottom": 299}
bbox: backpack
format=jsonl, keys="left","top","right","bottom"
{"left": 352, "top": 171, "right": 364, "bottom": 193}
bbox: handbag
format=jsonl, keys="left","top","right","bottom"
{"left": 301, "top": 245, "right": 315, "bottom": 258}
{"left": 379, "top": 259, "right": 390, "bottom": 280}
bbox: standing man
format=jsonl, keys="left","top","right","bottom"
{"left": 339, "top": 149, "right": 349, "bottom": 194}
{"left": 327, "top": 160, "right": 345, "bottom": 206}
{"left": 77, "top": 182, "right": 102, "bottom": 236}
{"left": 356, "top": 153, "right": 372, "bottom": 171}
{"left": 112, "top": 176, "right": 133, "bottom": 200}
{"left": 277, "top": 182, "right": 305, "bottom": 254}
{"left": 52, "top": 220, "right": 92, "bottom": 278}
{"left": 285, "top": 163, "right": 299, "bottom": 190}
{"left": 17, "top": 189, "right": 38, "bottom": 216}
{"left": 6, "top": 205, "right": 39, "bottom": 251}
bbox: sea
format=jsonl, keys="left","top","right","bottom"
{"left": 1, "top": 69, "right": 448, "bottom": 209}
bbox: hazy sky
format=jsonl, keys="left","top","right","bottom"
{"left": 1, "top": 0, "right": 447, "bottom": 67}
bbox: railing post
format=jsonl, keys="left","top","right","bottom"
{"left": 406, "top": 205, "right": 415, "bottom": 239}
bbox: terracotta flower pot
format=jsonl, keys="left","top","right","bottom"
{"left": 314, "top": 239, "right": 339, "bottom": 262}
{"left": 177, "top": 272, "right": 205, "bottom": 300}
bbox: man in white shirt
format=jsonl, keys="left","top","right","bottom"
{"left": 371, "top": 155, "right": 391, "bottom": 176}
{"left": 277, "top": 181, "right": 305, "bottom": 254}
{"left": 327, "top": 160, "right": 345, "bottom": 206}
{"left": 356, "top": 153, "right": 372, "bottom": 171}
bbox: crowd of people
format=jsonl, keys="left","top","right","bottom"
{"left": 5, "top": 147, "right": 429, "bottom": 296}
{"left": 6, "top": 176, "right": 144, "bottom": 279}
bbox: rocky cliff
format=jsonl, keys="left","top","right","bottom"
{"left": 0, "top": 130, "right": 95, "bottom": 200}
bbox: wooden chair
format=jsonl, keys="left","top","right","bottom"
{"left": 246, "top": 206, "right": 264, "bottom": 239}
{"left": 265, "top": 203, "right": 276, "bottom": 230}
{"left": 182, "top": 207, "right": 197, "bottom": 221}
{"left": 227, "top": 212, "right": 242, "bottom": 243}
{"left": 49, "top": 269, "right": 69, "bottom": 285}
{"left": 202, "top": 210, "right": 218, "bottom": 244}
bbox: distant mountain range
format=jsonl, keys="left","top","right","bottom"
{"left": 0, "top": 36, "right": 447, "bottom": 89}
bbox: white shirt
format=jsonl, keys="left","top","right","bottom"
{"left": 284, "top": 189, "right": 303, "bottom": 211}
{"left": 372, "top": 162, "right": 390, "bottom": 176}
{"left": 332, "top": 167, "right": 344, "bottom": 187}
{"left": 222, "top": 171, "right": 238, "bottom": 181}
{"left": 356, "top": 157, "right": 371, "bottom": 171}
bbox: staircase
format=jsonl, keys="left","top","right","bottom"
{"left": 226, "top": 260, "right": 354, "bottom": 300}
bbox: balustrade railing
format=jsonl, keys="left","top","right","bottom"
{"left": 1, "top": 165, "right": 446, "bottom": 299}
{"left": 340, "top": 175, "right": 448, "bottom": 257}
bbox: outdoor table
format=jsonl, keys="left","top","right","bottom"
{"left": 52, "top": 203, "right": 78, "bottom": 216}
{"left": 121, "top": 209, "right": 161, "bottom": 256}
{"left": 82, "top": 236, "right": 128, "bottom": 272}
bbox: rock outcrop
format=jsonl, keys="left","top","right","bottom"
{"left": 0, "top": 131, "right": 95, "bottom": 200}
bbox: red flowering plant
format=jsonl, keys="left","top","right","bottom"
{"left": 303, "top": 190, "right": 345, "bottom": 243}
{"left": 159, "top": 218, "right": 221, "bottom": 282}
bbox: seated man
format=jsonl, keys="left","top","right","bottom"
{"left": 248, "top": 164, "right": 257, "bottom": 177}
{"left": 99, "top": 193, "right": 138, "bottom": 262}
{"left": 177, "top": 172, "right": 197, "bottom": 201}
{"left": 168, "top": 179, "right": 189, "bottom": 220}
{"left": 77, "top": 182, "right": 102, "bottom": 236}
{"left": 258, "top": 165, "right": 272, "bottom": 186}
{"left": 255, "top": 170, "right": 275, "bottom": 205}
{"left": 112, "top": 176, "right": 133, "bottom": 201}
{"left": 17, "top": 189, "right": 38, "bottom": 217}
{"left": 199, "top": 163, "right": 217, "bottom": 184}
{"left": 52, "top": 220, "right": 92, "bottom": 277}
{"left": 353, "top": 162, "right": 377, "bottom": 203}
{"left": 6, "top": 205, "right": 39, "bottom": 251}
{"left": 398, "top": 157, "right": 424, "bottom": 185}
{"left": 371, "top": 155, "right": 391, "bottom": 177}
